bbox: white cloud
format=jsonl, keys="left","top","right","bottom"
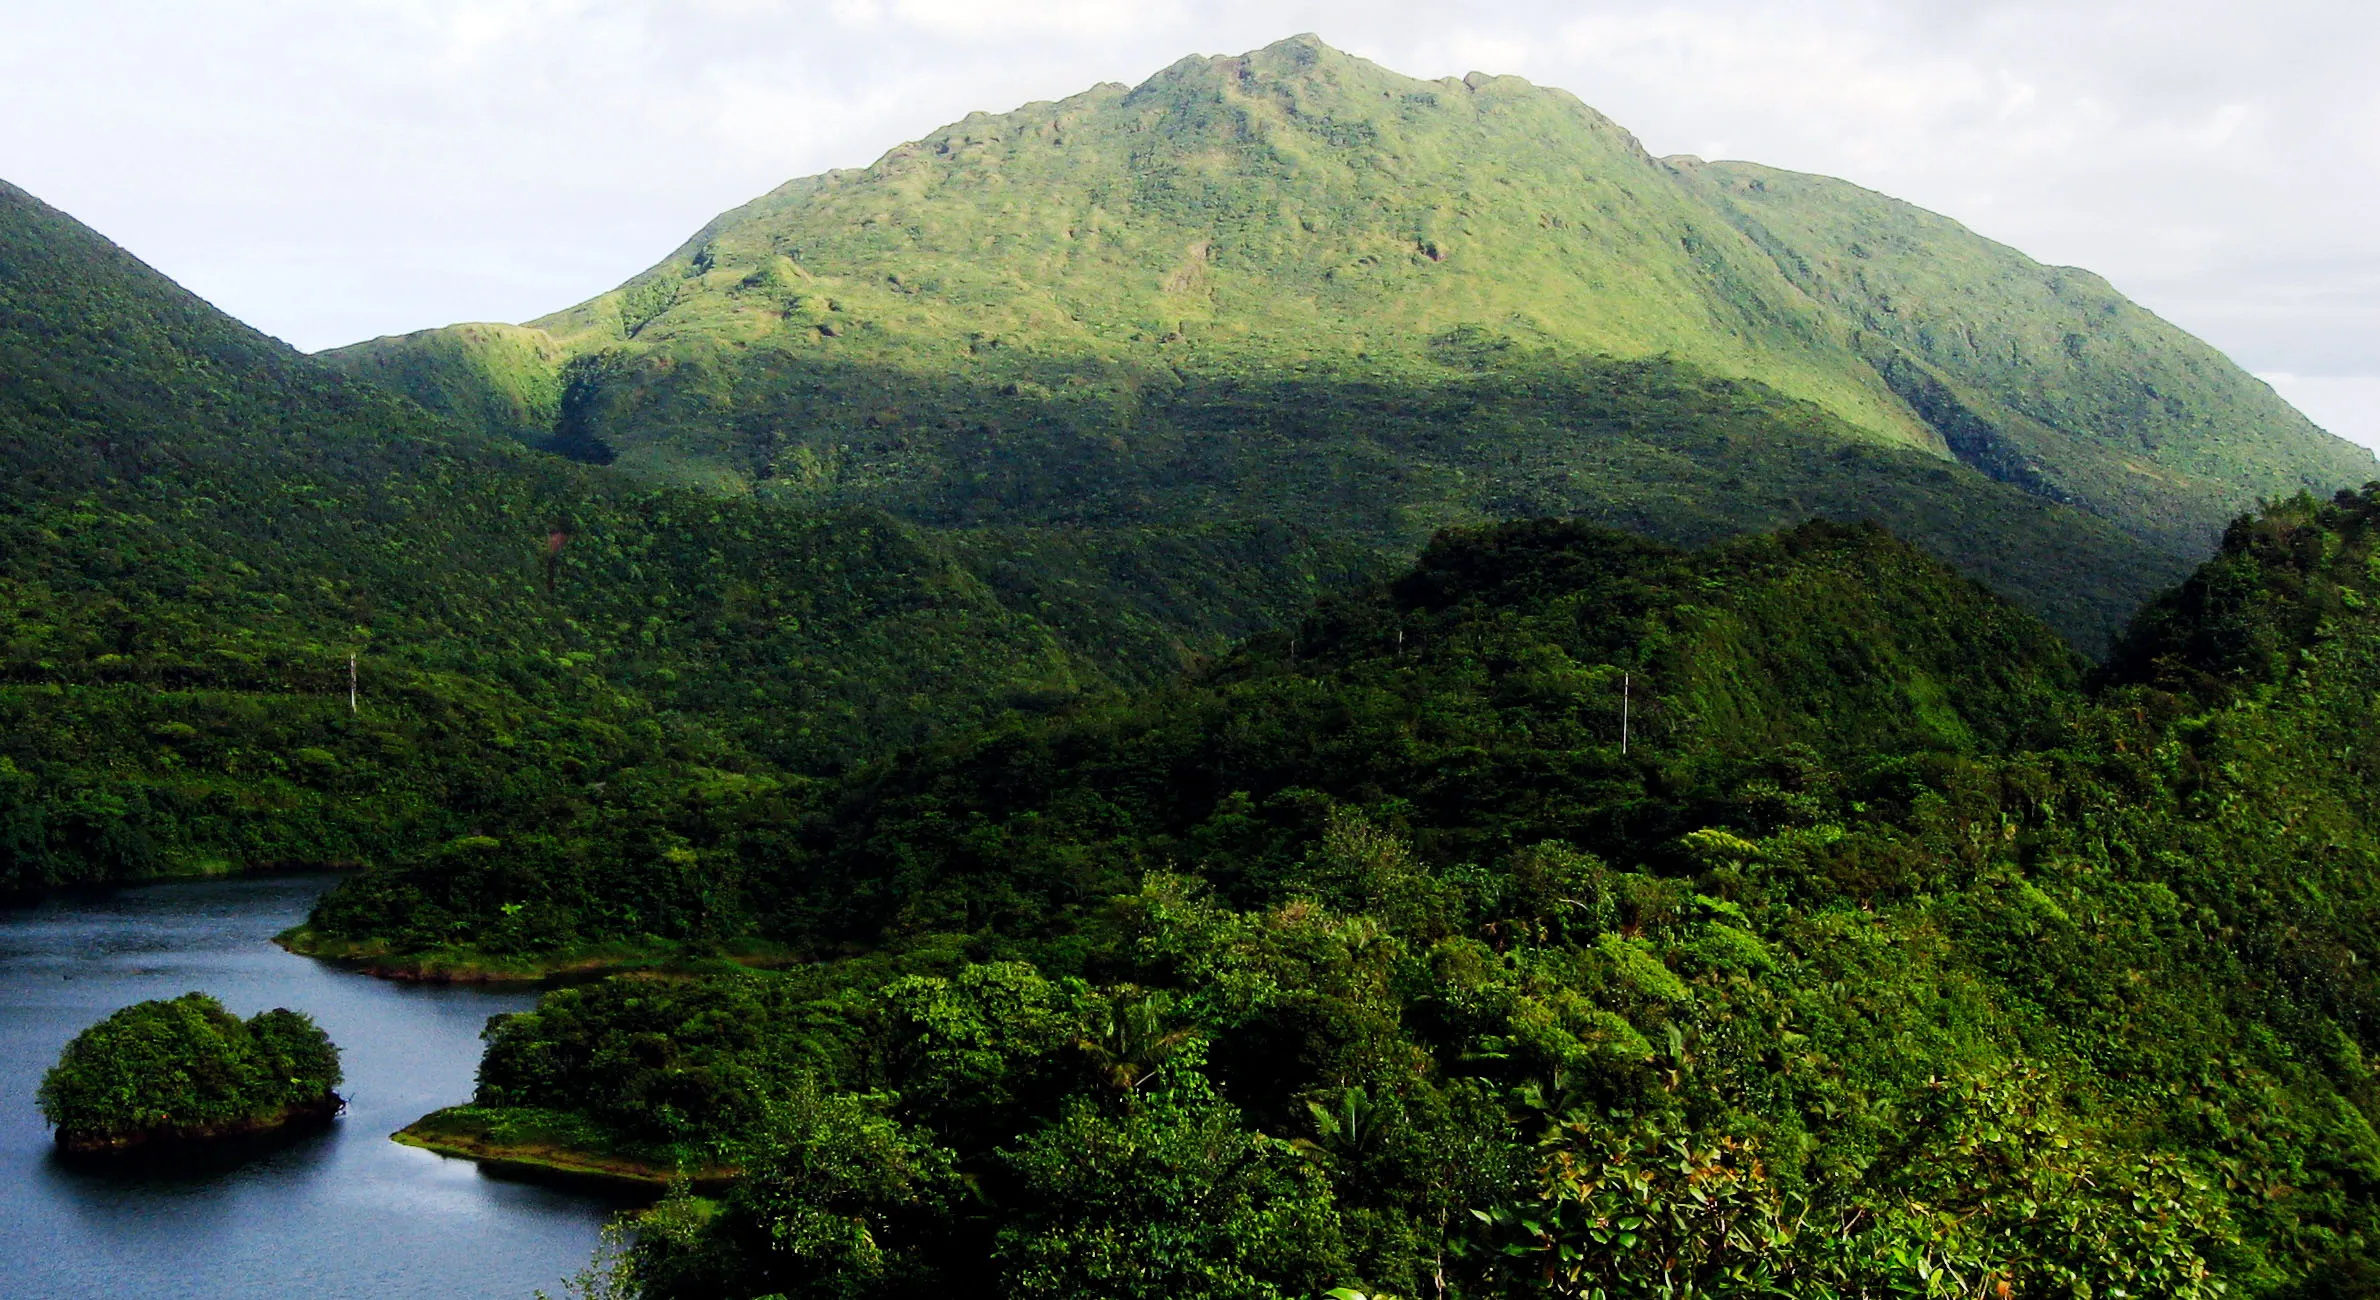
{"left": 880, "top": 0, "right": 1168, "bottom": 37}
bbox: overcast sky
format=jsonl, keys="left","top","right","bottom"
{"left": 6, "top": 0, "right": 2377, "bottom": 446}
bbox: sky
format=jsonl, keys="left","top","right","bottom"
{"left": 4, "top": 0, "right": 2377, "bottom": 447}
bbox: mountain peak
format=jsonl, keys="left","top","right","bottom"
{"left": 325, "top": 37, "right": 2370, "bottom": 643}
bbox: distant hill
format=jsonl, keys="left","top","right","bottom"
{"left": 0, "top": 179, "right": 1126, "bottom": 892}
{"left": 329, "top": 33, "right": 2371, "bottom": 634}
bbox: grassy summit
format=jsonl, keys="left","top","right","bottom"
{"left": 332, "top": 34, "right": 2368, "bottom": 584}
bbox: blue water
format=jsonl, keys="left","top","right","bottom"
{"left": 0, "top": 875, "right": 628, "bottom": 1299}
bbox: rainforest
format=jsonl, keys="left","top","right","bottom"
{"left": 7, "top": 30, "right": 2380, "bottom": 1300}
{"left": 325, "top": 499, "right": 2380, "bottom": 1298}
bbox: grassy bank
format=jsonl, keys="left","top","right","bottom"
{"left": 275, "top": 927, "right": 800, "bottom": 983}
{"left": 393, "top": 1105, "right": 733, "bottom": 1193}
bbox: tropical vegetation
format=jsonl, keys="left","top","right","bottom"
{"left": 8, "top": 31, "right": 2380, "bottom": 1299}
{"left": 38, "top": 992, "right": 342, "bottom": 1150}
{"left": 371, "top": 492, "right": 2380, "bottom": 1297}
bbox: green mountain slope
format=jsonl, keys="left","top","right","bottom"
{"left": 328, "top": 34, "right": 2370, "bottom": 606}
{"left": 326, "top": 320, "right": 563, "bottom": 444}
{"left": 1, "top": 169, "right": 2152, "bottom": 900}
{"left": 347, "top": 498, "right": 2380, "bottom": 1296}
{"left": 0, "top": 179, "right": 1139, "bottom": 893}
{"left": 1673, "top": 157, "right": 2374, "bottom": 553}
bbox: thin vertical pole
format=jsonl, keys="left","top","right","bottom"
{"left": 1621, "top": 673, "right": 1630, "bottom": 755}
{"left": 349, "top": 654, "right": 358, "bottom": 715}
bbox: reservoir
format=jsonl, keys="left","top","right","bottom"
{"left": 0, "top": 874, "right": 623, "bottom": 1300}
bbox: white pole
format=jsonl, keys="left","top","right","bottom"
{"left": 349, "top": 655, "right": 358, "bottom": 714}
{"left": 1622, "top": 673, "right": 1630, "bottom": 755}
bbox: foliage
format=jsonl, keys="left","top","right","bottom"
{"left": 444, "top": 489, "right": 2380, "bottom": 1298}
{"left": 992, "top": 1050, "right": 1348, "bottom": 1300}
{"left": 0, "top": 177, "right": 1363, "bottom": 901}
{"left": 631, "top": 1081, "right": 963, "bottom": 1300}
{"left": 37, "top": 992, "right": 342, "bottom": 1143}
{"left": 1480, "top": 1076, "right": 2234, "bottom": 1299}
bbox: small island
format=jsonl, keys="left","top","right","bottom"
{"left": 38, "top": 992, "right": 343, "bottom": 1152}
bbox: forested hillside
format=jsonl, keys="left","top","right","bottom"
{"left": 346, "top": 492, "right": 2380, "bottom": 1297}
{"left": 0, "top": 178, "right": 1342, "bottom": 895}
{"left": 331, "top": 35, "right": 2370, "bottom": 586}
{"left": 0, "top": 167, "right": 2218, "bottom": 896}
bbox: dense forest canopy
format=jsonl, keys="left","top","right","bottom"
{"left": 336, "top": 492, "right": 2380, "bottom": 1297}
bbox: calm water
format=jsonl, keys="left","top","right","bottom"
{"left": 0, "top": 875, "right": 628, "bottom": 1300}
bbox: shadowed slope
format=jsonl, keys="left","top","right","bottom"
{"left": 0, "top": 180, "right": 1101, "bottom": 891}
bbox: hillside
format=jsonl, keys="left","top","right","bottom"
{"left": 342, "top": 499, "right": 2380, "bottom": 1297}
{"left": 1672, "top": 158, "right": 2374, "bottom": 553}
{"left": 0, "top": 167, "right": 2184, "bottom": 902}
{"left": 329, "top": 34, "right": 2370, "bottom": 608}
{"left": 0, "top": 178, "right": 1155, "bottom": 895}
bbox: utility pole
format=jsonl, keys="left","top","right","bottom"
{"left": 1621, "top": 673, "right": 1630, "bottom": 756}
{"left": 349, "top": 654, "right": 358, "bottom": 715}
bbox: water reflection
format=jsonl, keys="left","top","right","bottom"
{"left": 0, "top": 875, "right": 626, "bottom": 1300}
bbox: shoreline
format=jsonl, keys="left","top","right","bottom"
{"left": 275, "top": 928, "right": 667, "bottom": 983}
{"left": 276, "top": 927, "right": 804, "bottom": 984}
{"left": 393, "top": 1106, "right": 735, "bottom": 1195}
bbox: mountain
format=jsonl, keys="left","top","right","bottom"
{"left": 336, "top": 496, "right": 2380, "bottom": 1297}
{"left": 4, "top": 163, "right": 2146, "bottom": 899}
{"left": 0, "top": 178, "right": 1281, "bottom": 895}
{"left": 14, "top": 45, "right": 2380, "bottom": 1290}
{"left": 1669, "top": 157, "right": 2367, "bottom": 554}
{"left": 328, "top": 34, "right": 2372, "bottom": 640}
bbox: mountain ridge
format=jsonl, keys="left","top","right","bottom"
{"left": 327, "top": 33, "right": 2371, "bottom": 568}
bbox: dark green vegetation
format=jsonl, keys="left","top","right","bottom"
{"left": 2, "top": 161, "right": 2237, "bottom": 912}
{"left": 38, "top": 992, "right": 341, "bottom": 1150}
{"left": 334, "top": 35, "right": 2367, "bottom": 598}
{"left": 0, "top": 178, "right": 1373, "bottom": 904}
{"left": 337, "top": 494, "right": 2380, "bottom": 1297}
{"left": 12, "top": 36, "right": 2380, "bottom": 1292}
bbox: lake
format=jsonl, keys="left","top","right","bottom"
{"left": 0, "top": 874, "right": 628, "bottom": 1300}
